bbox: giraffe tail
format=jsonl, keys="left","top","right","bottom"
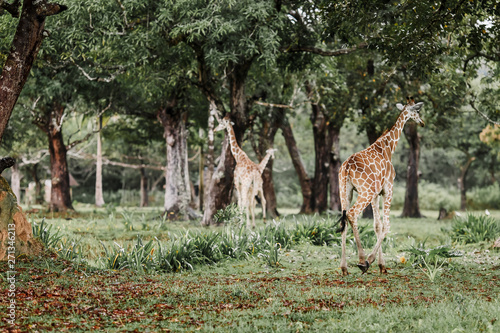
{"left": 335, "top": 210, "right": 347, "bottom": 233}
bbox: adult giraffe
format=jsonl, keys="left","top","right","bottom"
{"left": 338, "top": 97, "right": 424, "bottom": 275}
{"left": 214, "top": 115, "right": 275, "bottom": 228}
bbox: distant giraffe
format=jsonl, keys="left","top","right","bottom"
{"left": 338, "top": 97, "right": 424, "bottom": 275}
{"left": 215, "top": 115, "right": 274, "bottom": 228}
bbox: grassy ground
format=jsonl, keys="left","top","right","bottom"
{"left": 1, "top": 205, "right": 499, "bottom": 332}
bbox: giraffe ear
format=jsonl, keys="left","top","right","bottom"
{"left": 396, "top": 103, "right": 404, "bottom": 111}
{"left": 412, "top": 102, "right": 424, "bottom": 112}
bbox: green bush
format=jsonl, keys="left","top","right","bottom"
{"left": 449, "top": 213, "right": 500, "bottom": 244}
{"left": 468, "top": 183, "right": 500, "bottom": 210}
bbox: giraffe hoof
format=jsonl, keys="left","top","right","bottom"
{"left": 341, "top": 267, "right": 349, "bottom": 276}
{"left": 357, "top": 261, "right": 370, "bottom": 274}
{"left": 379, "top": 264, "right": 388, "bottom": 274}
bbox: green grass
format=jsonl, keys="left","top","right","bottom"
{"left": 1, "top": 205, "right": 499, "bottom": 332}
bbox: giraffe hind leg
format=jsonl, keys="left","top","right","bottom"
{"left": 346, "top": 193, "right": 373, "bottom": 274}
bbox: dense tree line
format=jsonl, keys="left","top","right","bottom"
{"left": 1, "top": 0, "right": 498, "bottom": 230}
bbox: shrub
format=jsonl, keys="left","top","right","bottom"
{"left": 449, "top": 213, "right": 500, "bottom": 244}
{"left": 468, "top": 183, "right": 500, "bottom": 210}
{"left": 213, "top": 203, "right": 244, "bottom": 225}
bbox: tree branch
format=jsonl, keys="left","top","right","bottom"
{"left": 254, "top": 100, "right": 293, "bottom": 109}
{"left": 283, "top": 42, "right": 368, "bottom": 57}
{"left": 1, "top": 0, "right": 21, "bottom": 17}
{"left": 0, "top": 157, "right": 15, "bottom": 174}
{"left": 73, "top": 61, "right": 126, "bottom": 82}
{"left": 470, "top": 99, "right": 499, "bottom": 125}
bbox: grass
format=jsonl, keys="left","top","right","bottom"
{"left": 1, "top": 204, "right": 499, "bottom": 332}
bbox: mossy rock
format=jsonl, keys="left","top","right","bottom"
{"left": 0, "top": 175, "right": 44, "bottom": 260}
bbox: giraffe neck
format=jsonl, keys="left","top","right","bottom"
{"left": 226, "top": 124, "right": 245, "bottom": 163}
{"left": 384, "top": 111, "right": 410, "bottom": 156}
{"left": 258, "top": 151, "right": 273, "bottom": 174}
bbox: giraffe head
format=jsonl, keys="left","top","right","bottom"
{"left": 266, "top": 148, "right": 277, "bottom": 159}
{"left": 396, "top": 97, "right": 425, "bottom": 127}
{"left": 214, "top": 114, "right": 233, "bottom": 132}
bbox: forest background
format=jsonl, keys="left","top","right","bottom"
{"left": 0, "top": 0, "right": 499, "bottom": 225}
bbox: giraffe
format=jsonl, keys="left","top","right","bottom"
{"left": 246, "top": 148, "right": 277, "bottom": 223}
{"left": 337, "top": 97, "right": 424, "bottom": 275}
{"left": 214, "top": 115, "right": 274, "bottom": 228}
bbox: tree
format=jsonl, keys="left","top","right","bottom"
{"left": 0, "top": 0, "right": 67, "bottom": 143}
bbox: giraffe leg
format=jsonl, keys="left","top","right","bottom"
{"left": 339, "top": 175, "right": 353, "bottom": 276}
{"left": 347, "top": 194, "right": 372, "bottom": 274}
{"left": 241, "top": 183, "right": 252, "bottom": 228}
{"left": 250, "top": 188, "right": 256, "bottom": 229}
{"left": 258, "top": 187, "right": 266, "bottom": 224}
{"left": 367, "top": 185, "right": 393, "bottom": 273}
{"left": 369, "top": 195, "right": 386, "bottom": 273}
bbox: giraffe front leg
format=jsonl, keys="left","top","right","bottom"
{"left": 367, "top": 195, "right": 386, "bottom": 273}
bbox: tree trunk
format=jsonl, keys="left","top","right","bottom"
{"left": 158, "top": 104, "right": 191, "bottom": 220}
{"left": 30, "top": 163, "right": 42, "bottom": 204}
{"left": 95, "top": 115, "right": 105, "bottom": 207}
{"left": 201, "top": 61, "right": 252, "bottom": 226}
{"left": 10, "top": 161, "right": 21, "bottom": 201}
{"left": 280, "top": 118, "right": 313, "bottom": 214}
{"left": 329, "top": 126, "right": 342, "bottom": 212}
{"left": 401, "top": 122, "right": 423, "bottom": 218}
{"left": 255, "top": 118, "right": 280, "bottom": 218}
{"left": 48, "top": 124, "right": 73, "bottom": 212}
{"left": 0, "top": 0, "right": 67, "bottom": 143}
{"left": 306, "top": 81, "right": 331, "bottom": 213}
{"left": 458, "top": 156, "right": 476, "bottom": 211}
{"left": 139, "top": 167, "right": 148, "bottom": 207}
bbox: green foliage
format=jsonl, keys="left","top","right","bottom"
{"left": 449, "top": 213, "right": 500, "bottom": 244}
{"left": 404, "top": 238, "right": 464, "bottom": 268}
{"left": 32, "top": 218, "right": 63, "bottom": 249}
{"left": 213, "top": 203, "right": 244, "bottom": 225}
{"left": 468, "top": 183, "right": 500, "bottom": 210}
{"left": 99, "top": 236, "right": 156, "bottom": 273}
{"left": 258, "top": 239, "right": 282, "bottom": 268}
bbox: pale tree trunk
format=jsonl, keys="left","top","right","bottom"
{"left": 458, "top": 155, "right": 476, "bottom": 211}
{"left": 158, "top": 104, "right": 192, "bottom": 220}
{"left": 401, "top": 122, "right": 423, "bottom": 218}
{"left": 95, "top": 115, "right": 105, "bottom": 207}
{"left": 10, "top": 161, "right": 21, "bottom": 201}
{"left": 280, "top": 117, "right": 313, "bottom": 214}
{"left": 198, "top": 144, "right": 204, "bottom": 210}
{"left": 0, "top": 0, "right": 67, "bottom": 143}
{"left": 139, "top": 167, "right": 148, "bottom": 207}
{"left": 204, "top": 111, "right": 215, "bottom": 206}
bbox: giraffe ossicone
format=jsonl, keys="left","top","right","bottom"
{"left": 214, "top": 115, "right": 275, "bottom": 228}
{"left": 338, "top": 97, "right": 424, "bottom": 275}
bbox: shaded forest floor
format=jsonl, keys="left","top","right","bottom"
{"left": 1, "top": 207, "right": 500, "bottom": 332}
